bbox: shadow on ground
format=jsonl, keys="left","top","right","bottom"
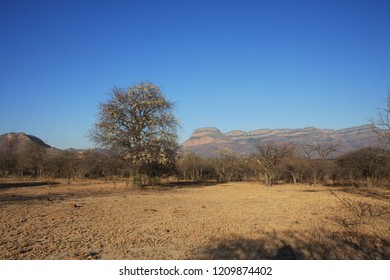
{"left": 0, "top": 193, "right": 77, "bottom": 204}
{"left": 191, "top": 230, "right": 390, "bottom": 260}
{"left": 156, "top": 181, "right": 220, "bottom": 189}
{"left": 0, "top": 180, "right": 220, "bottom": 204}
{"left": 0, "top": 181, "right": 117, "bottom": 204}
{"left": 339, "top": 187, "right": 390, "bottom": 201}
{"left": 0, "top": 181, "right": 60, "bottom": 189}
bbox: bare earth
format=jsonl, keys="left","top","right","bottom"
{"left": 0, "top": 180, "right": 389, "bottom": 260}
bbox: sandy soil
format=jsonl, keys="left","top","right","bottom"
{"left": 0, "top": 180, "right": 389, "bottom": 259}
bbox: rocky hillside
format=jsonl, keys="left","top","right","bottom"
{"left": 181, "top": 124, "right": 381, "bottom": 157}
{"left": 0, "top": 132, "right": 53, "bottom": 153}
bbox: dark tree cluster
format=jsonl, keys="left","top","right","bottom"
{"left": 3, "top": 140, "right": 390, "bottom": 188}
{"left": 0, "top": 145, "right": 127, "bottom": 181}
{"left": 0, "top": 142, "right": 47, "bottom": 178}
{"left": 337, "top": 147, "right": 390, "bottom": 188}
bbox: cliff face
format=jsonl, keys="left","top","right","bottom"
{"left": 181, "top": 124, "right": 381, "bottom": 157}
{"left": 183, "top": 127, "right": 227, "bottom": 146}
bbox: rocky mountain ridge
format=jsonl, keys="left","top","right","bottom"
{"left": 0, "top": 124, "right": 383, "bottom": 159}
{"left": 0, "top": 132, "right": 59, "bottom": 154}
{"left": 181, "top": 124, "right": 381, "bottom": 157}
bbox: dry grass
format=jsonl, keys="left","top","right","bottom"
{"left": 0, "top": 180, "right": 389, "bottom": 259}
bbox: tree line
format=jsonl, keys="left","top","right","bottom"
{"left": 178, "top": 145, "right": 390, "bottom": 188}
{"left": 1, "top": 82, "right": 389, "bottom": 188}
{"left": 0, "top": 145, "right": 125, "bottom": 181}
{"left": 1, "top": 139, "right": 390, "bottom": 188}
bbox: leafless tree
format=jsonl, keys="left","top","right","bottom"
{"left": 178, "top": 151, "right": 207, "bottom": 181}
{"left": 90, "top": 82, "right": 179, "bottom": 187}
{"left": 371, "top": 90, "right": 390, "bottom": 144}
{"left": 213, "top": 147, "right": 242, "bottom": 183}
{"left": 337, "top": 147, "right": 390, "bottom": 188}
{"left": 22, "top": 142, "right": 47, "bottom": 178}
{"left": 284, "top": 156, "right": 309, "bottom": 184}
{"left": 301, "top": 143, "right": 340, "bottom": 160}
{"left": 0, "top": 149, "right": 16, "bottom": 177}
{"left": 255, "top": 142, "right": 295, "bottom": 186}
{"left": 301, "top": 143, "right": 340, "bottom": 185}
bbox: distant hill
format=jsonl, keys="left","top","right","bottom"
{"left": 1, "top": 125, "right": 382, "bottom": 159}
{"left": 0, "top": 132, "right": 54, "bottom": 153}
{"left": 181, "top": 124, "right": 381, "bottom": 157}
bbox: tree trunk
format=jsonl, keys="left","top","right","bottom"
{"left": 313, "top": 172, "right": 317, "bottom": 186}
{"left": 265, "top": 172, "right": 272, "bottom": 186}
{"left": 131, "top": 163, "right": 142, "bottom": 188}
{"left": 292, "top": 174, "right": 297, "bottom": 184}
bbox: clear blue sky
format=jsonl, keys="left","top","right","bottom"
{"left": 1, "top": 0, "right": 389, "bottom": 149}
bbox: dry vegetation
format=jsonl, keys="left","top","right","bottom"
{"left": 0, "top": 180, "right": 389, "bottom": 260}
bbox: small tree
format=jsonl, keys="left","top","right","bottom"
{"left": 0, "top": 149, "right": 17, "bottom": 177}
{"left": 284, "top": 156, "right": 308, "bottom": 184}
{"left": 255, "top": 141, "right": 295, "bottom": 186}
{"left": 337, "top": 147, "right": 390, "bottom": 188}
{"left": 371, "top": 90, "right": 390, "bottom": 144}
{"left": 90, "top": 82, "right": 179, "bottom": 188}
{"left": 213, "top": 147, "right": 241, "bottom": 182}
{"left": 301, "top": 143, "right": 339, "bottom": 185}
{"left": 178, "top": 151, "right": 205, "bottom": 181}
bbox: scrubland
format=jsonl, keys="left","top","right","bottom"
{"left": 0, "top": 180, "right": 389, "bottom": 259}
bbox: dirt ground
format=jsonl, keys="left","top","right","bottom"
{"left": 0, "top": 180, "right": 389, "bottom": 260}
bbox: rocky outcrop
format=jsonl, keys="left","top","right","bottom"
{"left": 0, "top": 132, "right": 52, "bottom": 153}
{"left": 182, "top": 127, "right": 227, "bottom": 146}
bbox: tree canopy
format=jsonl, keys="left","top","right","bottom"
{"left": 90, "top": 82, "right": 179, "bottom": 184}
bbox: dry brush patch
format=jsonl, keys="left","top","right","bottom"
{"left": 0, "top": 181, "right": 389, "bottom": 259}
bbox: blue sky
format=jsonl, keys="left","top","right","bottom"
{"left": 1, "top": 0, "right": 389, "bottom": 149}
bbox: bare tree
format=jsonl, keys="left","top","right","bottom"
{"left": 337, "top": 147, "right": 390, "bottom": 188}
{"left": 0, "top": 149, "right": 16, "bottom": 177}
{"left": 213, "top": 147, "right": 241, "bottom": 183}
{"left": 371, "top": 90, "right": 390, "bottom": 144}
{"left": 301, "top": 143, "right": 340, "bottom": 160}
{"left": 301, "top": 143, "right": 340, "bottom": 185}
{"left": 90, "top": 81, "right": 179, "bottom": 188}
{"left": 178, "top": 151, "right": 206, "bottom": 181}
{"left": 23, "top": 142, "right": 47, "bottom": 178}
{"left": 284, "top": 156, "right": 308, "bottom": 184}
{"left": 255, "top": 142, "right": 295, "bottom": 186}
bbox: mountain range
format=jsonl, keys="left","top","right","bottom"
{"left": 181, "top": 124, "right": 381, "bottom": 157}
{"left": 0, "top": 124, "right": 382, "bottom": 158}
